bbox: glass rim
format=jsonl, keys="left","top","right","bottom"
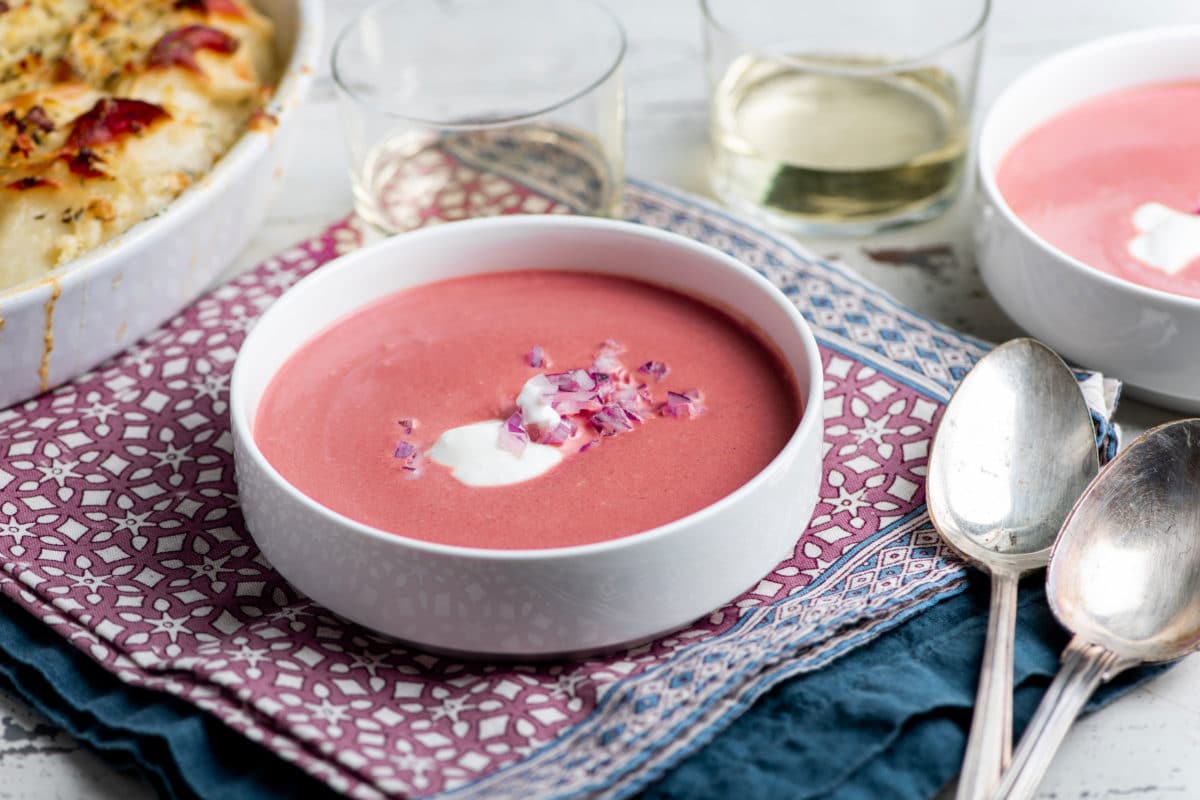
{"left": 331, "top": 0, "right": 627, "bottom": 129}
{"left": 699, "top": 0, "right": 991, "bottom": 75}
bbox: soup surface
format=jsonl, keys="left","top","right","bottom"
{"left": 998, "top": 80, "right": 1200, "bottom": 297}
{"left": 255, "top": 270, "right": 801, "bottom": 549}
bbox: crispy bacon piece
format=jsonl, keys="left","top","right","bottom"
{"left": 6, "top": 176, "right": 57, "bottom": 190}
{"left": 175, "top": 0, "right": 245, "bottom": 16}
{"left": 148, "top": 25, "right": 239, "bottom": 73}
{"left": 61, "top": 99, "right": 170, "bottom": 178}
{"left": 66, "top": 98, "right": 170, "bottom": 150}
{"left": 0, "top": 2, "right": 10, "bottom": 13}
{"left": 64, "top": 147, "right": 105, "bottom": 178}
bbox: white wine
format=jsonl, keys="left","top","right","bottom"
{"left": 710, "top": 54, "right": 967, "bottom": 232}
{"left": 354, "top": 123, "right": 621, "bottom": 233}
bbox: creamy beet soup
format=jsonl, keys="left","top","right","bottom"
{"left": 998, "top": 80, "right": 1200, "bottom": 298}
{"left": 254, "top": 271, "right": 801, "bottom": 549}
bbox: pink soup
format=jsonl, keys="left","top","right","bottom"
{"left": 254, "top": 270, "right": 801, "bottom": 550}
{"left": 998, "top": 80, "right": 1200, "bottom": 298}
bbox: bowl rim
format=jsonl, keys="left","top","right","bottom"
{"left": 0, "top": 0, "right": 326, "bottom": 303}
{"left": 230, "top": 215, "right": 825, "bottom": 562}
{"left": 977, "top": 24, "right": 1200, "bottom": 311}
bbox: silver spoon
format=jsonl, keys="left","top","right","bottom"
{"left": 926, "top": 338, "right": 1099, "bottom": 800}
{"left": 993, "top": 418, "right": 1200, "bottom": 800}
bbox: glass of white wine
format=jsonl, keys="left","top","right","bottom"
{"left": 333, "top": 0, "right": 626, "bottom": 234}
{"left": 702, "top": 0, "right": 989, "bottom": 236}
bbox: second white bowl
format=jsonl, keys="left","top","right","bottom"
{"left": 976, "top": 26, "right": 1200, "bottom": 411}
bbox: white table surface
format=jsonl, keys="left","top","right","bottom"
{"left": 3, "top": 1, "right": 1199, "bottom": 798}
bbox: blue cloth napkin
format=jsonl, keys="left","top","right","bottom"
{"left": 0, "top": 573, "right": 1158, "bottom": 800}
{"left": 639, "top": 576, "right": 1157, "bottom": 800}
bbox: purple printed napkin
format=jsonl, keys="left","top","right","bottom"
{"left": 0, "top": 167, "right": 1117, "bottom": 798}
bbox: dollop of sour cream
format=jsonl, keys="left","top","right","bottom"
{"left": 428, "top": 420, "right": 563, "bottom": 487}
{"left": 1128, "top": 202, "right": 1200, "bottom": 276}
{"left": 517, "top": 376, "right": 561, "bottom": 433}
{"left": 428, "top": 377, "right": 570, "bottom": 487}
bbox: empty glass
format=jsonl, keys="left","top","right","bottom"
{"left": 333, "top": 0, "right": 626, "bottom": 233}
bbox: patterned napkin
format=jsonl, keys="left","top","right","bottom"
{"left": 0, "top": 164, "right": 1118, "bottom": 798}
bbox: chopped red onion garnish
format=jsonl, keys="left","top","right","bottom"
{"left": 542, "top": 419, "right": 574, "bottom": 445}
{"left": 591, "top": 339, "right": 626, "bottom": 374}
{"left": 592, "top": 353, "right": 623, "bottom": 374}
{"left": 621, "top": 405, "right": 646, "bottom": 424}
{"left": 497, "top": 411, "right": 529, "bottom": 455}
{"left": 393, "top": 440, "right": 422, "bottom": 478}
{"left": 546, "top": 369, "right": 595, "bottom": 393}
{"left": 612, "top": 385, "right": 638, "bottom": 404}
{"left": 610, "top": 386, "right": 646, "bottom": 422}
{"left": 637, "top": 360, "right": 670, "bottom": 381}
{"left": 504, "top": 339, "right": 702, "bottom": 453}
{"left": 662, "top": 389, "right": 706, "bottom": 419}
{"left": 549, "top": 391, "right": 594, "bottom": 415}
{"left": 590, "top": 404, "right": 635, "bottom": 437}
{"left": 397, "top": 418, "right": 417, "bottom": 435}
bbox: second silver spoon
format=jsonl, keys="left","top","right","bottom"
{"left": 995, "top": 419, "right": 1200, "bottom": 799}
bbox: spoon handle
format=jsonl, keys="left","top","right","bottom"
{"left": 992, "top": 637, "right": 1126, "bottom": 800}
{"left": 955, "top": 571, "right": 1018, "bottom": 800}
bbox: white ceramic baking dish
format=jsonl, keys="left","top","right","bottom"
{"left": 0, "top": 0, "right": 323, "bottom": 410}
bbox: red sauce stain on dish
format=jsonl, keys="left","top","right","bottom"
{"left": 255, "top": 271, "right": 801, "bottom": 549}
{"left": 998, "top": 80, "right": 1200, "bottom": 298}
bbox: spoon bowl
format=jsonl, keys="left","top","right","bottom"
{"left": 926, "top": 337, "right": 1099, "bottom": 800}
{"left": 927, "top": 338, "right": 1100, "bottom": 571}
{"left": 995, "top": 419, "right": 1200, "bottom": 799}
{"left": 1049, "top": 419, "right": 1200, "bottom": 662}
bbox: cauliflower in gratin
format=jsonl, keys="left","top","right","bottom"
{"left": 0, "top": 0, "right": 274, "bottom": 289}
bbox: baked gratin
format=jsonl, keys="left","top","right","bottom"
{"left": 0, "top": 0, "right": 275, "bottom": 289}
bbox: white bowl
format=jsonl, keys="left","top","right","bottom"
{"left": 230, "top": 216, "right": 824, "bottom": 657}
{"left": 976, "top": 26, "right": 1200, "bottom": 411}
{"left": 0, "top": 0, "right": 323, "bottom": 411}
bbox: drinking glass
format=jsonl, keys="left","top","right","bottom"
{"left": 333, "top": 0, "right": 626, "bottom": 233}
{"left": 702, "top": 0, "right": 989, "bottom": 236}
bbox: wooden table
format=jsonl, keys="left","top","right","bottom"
{"left": 2, "top": 1, "right": 1197, "bottom": 797}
